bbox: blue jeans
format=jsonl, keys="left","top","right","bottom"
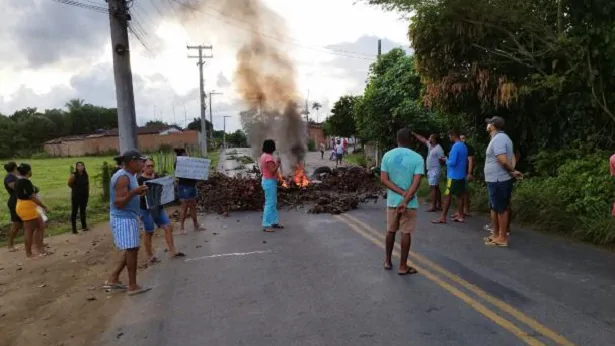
{"left": 261, "top": 178, "right": 279, "bottom": 228}
{"left": 487, "top": 179, "right": 514, "bottom": 213}
{"left": 139, "top": 209, "right": 170, "bottom": 233}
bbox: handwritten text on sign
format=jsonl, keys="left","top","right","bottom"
{"left": 145, "top": 176, "right": 176, "bottom": 208}
{"left": 174, "top": 157, "right": 211, "bottom": 180}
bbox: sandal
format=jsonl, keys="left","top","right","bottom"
{"left": 453, "top": 217, "right": 465, "bottom": 223}
{"left": 398, "top": 267, "right": 418, "bottom": 275}
{"left": 127, "top": 286, "right": 152, "bottom": 296}
{"left": 485, "top": 240, "right": 508, "bottom": 247}
{"left": 431, "top": 219, "right": 447, "bottom": 224}
{"left": 263, "top": 228, "right": 275, "bottom": 233}
{"left": 172, "top": 252, "right": 186, "bottom": 258}
{"left": 149, "top": 257, "right": 161, "bottom": 264}
{"left": 103, "top": 282, "right": 128, "bottom": 290}
{"left": 272, "top": 224, "right": 284, "bottom": 229}
{"left": 384, "top": 262, "right": 393, "bottom": 270}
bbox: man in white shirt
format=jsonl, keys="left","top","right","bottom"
{"left": 334, "top": 140, "right": 344, "bottom": 167}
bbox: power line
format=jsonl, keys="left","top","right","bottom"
{"left": 51, "top": 0, "right": 109, "bottom": 14}
{"left": 169, "top": 0, "right": 376, "bottom": 61}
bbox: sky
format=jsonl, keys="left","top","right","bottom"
{"left": 0, "top": 0, "right": 411, "bottom": 133}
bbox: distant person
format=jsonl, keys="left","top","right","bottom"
{"left": 138, "top": 158, "right": 184, "bottom": 262}
{"left": 457, "top": 134, "right": 475, "bottom": 218}
{"left": 4, "top": 162, "right": 22, "bottom": 252}
{"left": 343, "top": 138, "right": 348, "bottom": 154}
{"left": 259, "top": 139, "right": 283, "bottom": 232}
{"left": 105, "top": 150, "right": 150, "bottom": 295}
{"left": 112, "top": 155, "right": 124, "bottom": 175}
{"left": 483, "top": 117, "right": 522, "bottom": 247}
{"left": 14, "top": 163, "right": 49, "bottom": 258}
{"left": 174, "top": 149, "right": 201, "bottom": 234}
{"left": 412, "top": 132, "right": 444, "bottom": 212}
{"left": 68, "top": 161, "right": 89, "bottom": 234}
{"left": 380, "top": 128, "right": 423, "bottom": 275}
{"left": 335, "top": 140, "right": 344, "bottom": 167}
{"left": 320, "top": 142, "right": 326, "bottom": 160}
{"left": 432, "top": 130, "right": 468, "bottom": 224}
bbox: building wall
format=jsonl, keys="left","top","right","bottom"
{"left": 307, "top": 125, "right": 326, "bottom": 149}
{"left": 44, "top": 131, "right": 199, "bottom": 157}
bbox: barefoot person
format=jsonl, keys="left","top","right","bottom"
{"left": 105, "top": 150, "right": 151, "bottom": 295}
{"left": 260, "top": 139, "right": 283, "bottom": 232}
{"left": 14, "top": 164, "right": 49, "bottom": 258}
{"left": 412, "top": 132, "right": 444, "bottom": 211}
{"left": 380, "top": 129, "right": 423, "bottom": 275}
{"left": 432, "top": 130, "right": 468, "bottom": 224}
{"left": 174, "top": 149, "right": 201, "bottom": 234}
{"left": 4, "top": 162, "right": 22, "bottom": 251}
{"left": 483, "top": 117, "right": 523, "bottom": 247}
{"left": 68, "top": 161, "right": 89, "bottom": 234}
{"left": 138, "top": 158, "right": 184, "bottom": 262}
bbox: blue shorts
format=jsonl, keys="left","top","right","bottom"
{"left": 487, "top": 179, "right": 514, "bottom": 213}
{"left": 110, "top": 217, "right": 140, "bottom": 250}
{"left": 178, "top": 184, "right": 197, "bottom": 201}
{"left": 139, "top": 209, "right": 170, "bottom": 233}
{"left": 427, "top": 170, "right": 441, "bottom": 186}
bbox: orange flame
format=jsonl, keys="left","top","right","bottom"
{"left": 278, "top": 170, "right": 289, "bottom": 188}
{"left": 293, "top": 164, "right": 310, "bottom": 188}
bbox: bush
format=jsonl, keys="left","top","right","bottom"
{"left": 307, "top": 139, "right": 316, "bottom": 152}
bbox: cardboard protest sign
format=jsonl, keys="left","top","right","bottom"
{"left": 144, "top": 176, "right": 175, "bottom": 209}
{"left": 174, "top": 157, "right": 211, "bottom": 180}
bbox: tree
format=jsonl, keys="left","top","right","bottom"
{"left": 311, "top": 102, "right": 322, "bottom": 122}
{"left": 186, "top": 118, "right": 213, "bottom": 133}
{"left": 65, "top": 98, "right": 84, "bottom": 113}
{"left": 326, "top": 96, "right": 357, "bottom": 138}
{"left": 145, "top": 120, "right": 168, "bottom": 127}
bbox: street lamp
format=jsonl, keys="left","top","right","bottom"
{"left": 223, "top": 115, "right": 231, "bottom": 149}
{"left": 209, "top": 90, "right": 223, "bottom": 147}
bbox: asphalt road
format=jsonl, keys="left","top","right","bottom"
{"left": 99, "top": 202, "right": 615, "bottom": 346}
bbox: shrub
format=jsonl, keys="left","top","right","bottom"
{"left": 307, "top": 139, "right": 316, "bottom": 152}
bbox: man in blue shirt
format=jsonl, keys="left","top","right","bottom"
{"left": 433, "top": 129, "right": 467, "bottom": 224}
{"left": 380, "top": 128, "right": 424, "bottom": 275}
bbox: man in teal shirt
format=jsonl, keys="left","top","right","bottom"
{"left": 380, "top": 128, "right": 424, "bottom": 275}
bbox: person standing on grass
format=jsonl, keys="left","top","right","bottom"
{"left": 412, "top": 132, "right": 444, "bottom": 212}
{"left": 4, "top": 162, "right": 22, "bottom": 252}
{"left": 174, "top": 149, "right": 201, "bottom": 234}
{"left": 455, "top": 134, "right": 475, "bottom": 218}
{"left": 432, "top": 130, "right": 468, "bottom": 224}
{"left": 138, "top": 158, "right": 185, "bottom": 263}
{"left": 483, "top": 117, "right": 523, "bottom": 247}
{"left": 105, "top": 150, "right": 151, "bottom": 295}
{"left": 260, "top": 139, "right": 284, "bottom": 233}
{"left": 335, "top": 140, "right": 344, "bottom": 167}
{"left": 380, "top": 128, "right": 423, "bottom": 275}
{"left": 68, "top": 161, "right": 89, "bottom": 234}
{"left": 14, "top": 164, "right": 49, "bottom": 258}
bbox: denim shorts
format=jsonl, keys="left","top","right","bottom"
{"left": 487, "top": 179, "right": 514, "bottom": 213}
{"left": 139, "top": 209, "right": 170, "bottom": 233}
{"left": 178, "top": 184, "right": 197, "bottom": 201}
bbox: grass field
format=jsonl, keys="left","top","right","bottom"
{"left": 0, "top": 150, "right": 220, "bottom": 243}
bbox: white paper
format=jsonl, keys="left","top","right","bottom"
{"left": 144, "top": 176, "right": 176, "bottom": 209}
{"left": 174, "top": 157, "right": 211, "bottom": 180}
{"left": 36, "top": 206, "right": 48, "bottom": 222}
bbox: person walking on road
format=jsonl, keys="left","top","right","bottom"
{"left": 138, "top": 158, "right": 185, "bottom": 263}
{"left": 334, "top": 140, "right": 344, "bottom": 167}
{"left": 380, "top": 128, "right": 424, "bottom": 275}
{"left": 14, "top": 163, "right": 49, "bottom": 258}
{"left": 174, "top": 149, "right": 201, "bottom": 234}
{"left": 320, "top": 142, "right": 326, "bottom": 160}
{"left": 259, "top": 139, "right": 284, "bottom": 233}
{"left": 433, "top": 130, "right": 468, "bottom": 224}
{"left": 483, "top": 117, "right": 523, "bottom": 247}
{"left": 68, "top": 161, "right": 89, "bottom": 234}
{"left": 105, "top": 150, "right": 151, "bottom": 295}
{"left": 412, "top": 132, "right": 444, "bottom": 212}
{"left": 4, "top": 162, "right": 22, "bottom": 252}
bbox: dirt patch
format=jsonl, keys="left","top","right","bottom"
{"left": 0, "top": 219, "right": 167, "bottom": 346}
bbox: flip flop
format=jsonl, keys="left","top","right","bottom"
{"left": 398, "top": 267, "right": 418, "bottom": 275}
{"left": 127, "top": 286, "right": 152, "bottom": 296}
{"left": 384, "top": 263, "right": 392, "bottom": 270}
{"left": 103, "top": 282, "right": 128, "bottom": 290}
{"left": 263, "top": 228, "right": 275, "bottom": 233}
{"left": 172, "top": 252, "right": 186, "bottom": 258}
{"left": 149, "top": 257, "right": 161, "bottom": 264}
{"left": 453, "top": 218, "right": 465, "bottom": 223}
{"left": 485, "top": 240, "right": 508, "bottom": 247}
{"left": 272, "top": 224, "right": 285, "bottom": 229}
{"left": 431, "top": 219, "right": 447, "bottom": 224}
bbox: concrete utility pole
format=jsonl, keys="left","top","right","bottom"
{"left": 187, "top": 45, "right": 213, "bottom": 157}
{"left": 375, "top": 39, "right": 382, "bottom": 166}
{"left": 208, "top": 90, "right": 222, "bottom": 147}
{"left": 223, "top": 115, "right": 231, "bottom": 150}
{"left": 108, "top": 0, "right": 138, "bottom": 152}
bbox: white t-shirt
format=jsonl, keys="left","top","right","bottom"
{"left": 335, "top": 144, "right": 344, "bottom": 154}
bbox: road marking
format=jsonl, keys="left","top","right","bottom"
{"left": 339, "top": 213, "right": 575, "bottom": 346}
{"left": 184, "top": 250, "right": 272, "bottom": 262}
{"left": 334, "top": 215, "right": 545, "bottom": 346}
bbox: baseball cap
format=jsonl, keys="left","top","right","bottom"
{"left": 485, "top": 116, "right": 505, "bottom": 129}
{"left": 121, "top": 150, "right": 147, "bottom": 163}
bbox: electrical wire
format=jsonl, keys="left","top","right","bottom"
{"left": 51, "top": 0, "right": 109, "bottom": 14}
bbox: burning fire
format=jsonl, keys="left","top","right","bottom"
{"left": 293, "top": 164, "right": 310, "bottom": 188}
{"left": 278, "top": 170, "right": 289, "bottom": 188}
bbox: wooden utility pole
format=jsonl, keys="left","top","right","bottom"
{"left": 108, "top": 0, "right": 138, "bottom": 152}
{"left": 187, "top": 45, "right": 213, "bottom": 157}
{"left": 209, "top": 91, "right": 222, "bottom": 147}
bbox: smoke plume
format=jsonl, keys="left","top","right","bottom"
{"left": 178, "top": 0, "right": 307, "bottom": 169}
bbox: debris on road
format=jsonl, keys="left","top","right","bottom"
{"left": 190, "top": 167, "right": 381, "bottom": 215}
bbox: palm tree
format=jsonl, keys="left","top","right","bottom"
{"left": 311, "top": 102, "right": 322, "bottom": 122}
{"left": 65, "top": 98, "right": 85, "bottom": 113}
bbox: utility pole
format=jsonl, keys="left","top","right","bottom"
{"left": 187, "top": 44, "right": 213, "bottom": 157}
{"left": 108, "top": 0, "right": 138, "bottom": 152}
{"left": 375, "top": 39, "right": 382, "bottom": 166}
{"left": 223, "top": 115, "right": 231, "bottom": 150}
{"left": 208, "top": 90, "right": 222, "bottom": 147}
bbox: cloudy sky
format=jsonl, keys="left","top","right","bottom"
{"left": 0, "top": 0, "right": 410, "bottom": 132}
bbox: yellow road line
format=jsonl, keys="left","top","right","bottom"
{"left": 340, "top": 213, "right": 575, "bottom": 346}
{"left": 334, "top": 215, "right": 545, "bottom": 346}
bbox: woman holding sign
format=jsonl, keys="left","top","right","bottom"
{"left": 174, "top": 149, "right": 202, "bottom": 234}
{"left": 260, "top": 139, "right": 284, "bottom": 232}
{"left": 139, "top": 158, "right": 184, "bottom": 262}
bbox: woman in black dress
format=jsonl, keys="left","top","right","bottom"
{"left": 4, "top": 161, "right": 22, "bottom": 251}
{"left": 68, "top": 161, "right": 89, "bottom": 234}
